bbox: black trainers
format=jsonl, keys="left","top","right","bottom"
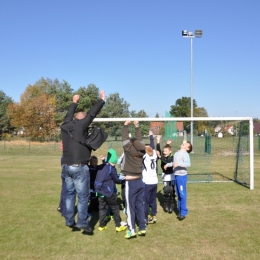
{"left": 67, "top": 222, "right": 76, "bottom": 228}
{"left": 177, "top": 215, "right": 186, "bottom": 221}
{"left": 76, "top": 225, "right": 93, "bottom": 233}
{"left": 164, "top": 203, "right": 169, "bottom": 212}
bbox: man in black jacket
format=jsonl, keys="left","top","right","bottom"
{"left": 61, "top": 90, "right": 105, "bottom": 233}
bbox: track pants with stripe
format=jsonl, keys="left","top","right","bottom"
{"left": 125, "top": 178, "right": 146, "bottom": 233}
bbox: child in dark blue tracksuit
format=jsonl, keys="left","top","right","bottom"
{"left": 95, "top": 148, "right": 127, "bottom": 232}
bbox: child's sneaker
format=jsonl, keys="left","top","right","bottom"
{"left": 98, "top": 226, "right": 107, "bottom": 231}
{"left": 163, "top": 203, "right": 169, "bottom": 212}
{"left": 124, "top": 230, "right": 137, "bottom": 239}
{"left": 148, "top": 215, "right": 156, "bottom": 224}
{"left": 116, "top": 225, "right": 127, "bottom": 232}
{"left": 137, "top": 230, "right": 146, "bottom": 236}
{"left": 120, "top": 221, "right": 127, "bottom": 226}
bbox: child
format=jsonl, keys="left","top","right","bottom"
{"left": 88, "top": 156, "right": 104, "bottom": 214}
{"left": 165, "top": 140, "right": 192, "bottom": 220}
{"left": 117, "top": 152, "right": 126, "bottom": 213}
{"left": 156, "top": 136, "right": 176, "bottom": 213}
{"left": 122, "top": 120, "right": 146, "bottom": 239}
{"left": 94, "top": 148, "right": 127, "bottom": 232}
{"left": 142, "top": 131, "right": 158, "bottom": 224}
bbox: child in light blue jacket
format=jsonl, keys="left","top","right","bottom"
{"left": 165, "top": 140, "right": 192, "bottom": 221}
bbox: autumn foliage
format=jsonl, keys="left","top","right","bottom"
{"left": 7, "top": 85, "right": 57, "bottom": 140}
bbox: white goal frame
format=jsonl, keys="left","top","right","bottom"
{"left": 93, "top": 117, "right": 254, "bottom": 190}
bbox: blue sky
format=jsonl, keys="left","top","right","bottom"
{"left": 0, "top": 0, "right": 259, "bottom": 118}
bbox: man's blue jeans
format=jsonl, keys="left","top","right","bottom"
{"left": 62, "top": 164, "right": 90, "bottom": 227}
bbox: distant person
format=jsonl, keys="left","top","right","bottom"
{"left": 60, "top": 91, "right": 105, "bottom": 233}
{"left": 122, "top": 120, "right": 146, "bottom": 239}
{"left": 165, "top": 140, "right": 192, "bottom": 220}
{"left": 94, "top": 148, "right": 127, "bottom": 232}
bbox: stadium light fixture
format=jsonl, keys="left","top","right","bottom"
{"left": 182, "top": 29, "right": 203, "bottom": 147}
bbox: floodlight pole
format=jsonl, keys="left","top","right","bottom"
{"left": 182, "top": 30, "right": 202, "bottom": 147}
{"left": 190, "top": 37, "right": 194, "bottom": 147}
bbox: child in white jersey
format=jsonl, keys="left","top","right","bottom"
{"left": 142, "top": 131, "right": 158, "bottom": 224}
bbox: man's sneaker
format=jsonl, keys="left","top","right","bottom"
{"left": 98, "top": 226, "right": 107, "bottom": 231}
{"left": 76, "top": 225, "right": 93, "bottom": 233}
{"left": 148, "top": 216, "right": 156, "bottom": 224}
{"left": 67, "top": 222, "right": 76, "bottom": 228}
{"left": 116, "top": 225, "right": 127, "bottom": 232}
{"left": 137, "top": 230, "right": 146, "bottom": 236}
{"left": 124, "top": 230, "right": 137, "bottom": 239}
{"left": 57, "top": 206, "right": 61, "bottom": 212}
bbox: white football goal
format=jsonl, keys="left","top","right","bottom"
{"left": 93, "top": 117, "right": 254, "bottom": 190}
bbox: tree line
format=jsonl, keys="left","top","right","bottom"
{"left": 0, "top": 78, "right": 151, "bottom": 141}
{"left": 1, "top": 77, "right": 255, "bottom": 140}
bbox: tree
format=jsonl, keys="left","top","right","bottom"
{"left": 99, "top": 93, "right": 130, "bottom": 138}
{"left": 35, "top": 78, "right": 74, "bottom": 127}
{"left": 0, "top": 91, "right": 13, "bottom": 136}
{"left": 6, "top": 102, "right": 24, "bottom": 134}
{"left": 75, "top": 84, "right": 99, "bottom": 113}
{"left": 169, "top": 96, "right": 208, "bottom": 135}
{"left": 169, "top": 97, "right": 197, "bottom": 118}
{"left": 130, "top": 110, "right": 150, "bottom": 137}
{"left": 194, "top": 107, "right": 209, "bottom": 135}
{"left": 7, "top": 84, "right": 57, "bottom": 140}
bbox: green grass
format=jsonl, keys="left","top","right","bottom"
{"left": 0, "top": 153, "right": 260, "bottom": 260}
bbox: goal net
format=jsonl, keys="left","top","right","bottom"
{"left": 93, "top": 117, "right": 254, "bottom": 190}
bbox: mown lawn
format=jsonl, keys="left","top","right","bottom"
{"left": 0, "top": 151, "right": 260, "bottom": 260}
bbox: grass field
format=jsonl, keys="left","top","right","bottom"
{"left": 0, "top": 140, "right": 260, "bottom": 260}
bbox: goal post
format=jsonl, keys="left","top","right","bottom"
{"left": 93, "top": 117, "right": 254, "bottom": 190}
